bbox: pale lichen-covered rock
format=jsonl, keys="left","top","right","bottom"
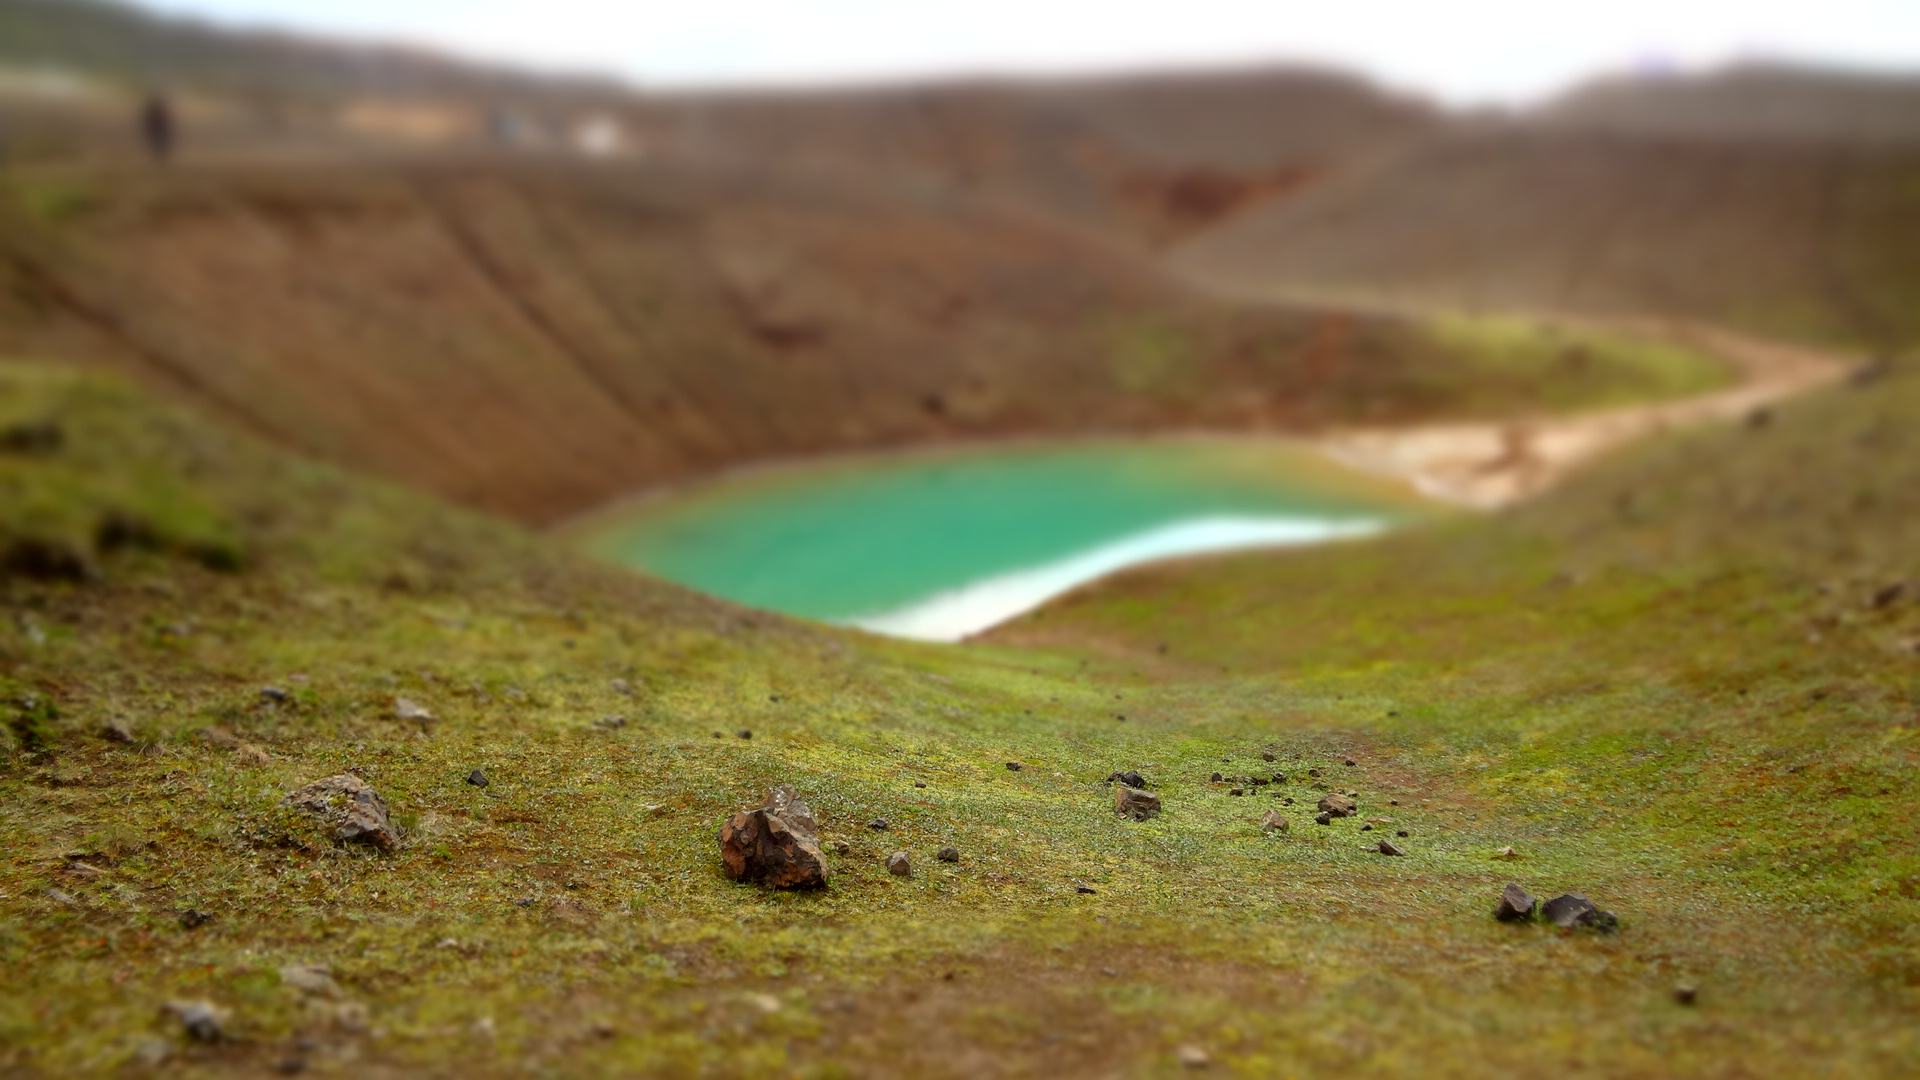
{"left": 718, "top": 784, "right": 828, "bottom": 889}
{"left": 283, "top": 773, "right": 398, "bottom": 849}
{"left": 1259, "top": 809, "right": 1289, "bottom": 832}
{"left": 1114, "top": 785, "right": 1161, "bottom": 821}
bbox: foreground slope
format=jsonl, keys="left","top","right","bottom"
{"left": 1, "top": 343, "right": 1917, "bottom": 1077}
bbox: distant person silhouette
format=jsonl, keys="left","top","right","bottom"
{"left": 140, "top": 93, "right": 174, "bottom": 162}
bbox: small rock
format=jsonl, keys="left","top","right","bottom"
{"left": 830, "top": 839, "right": 851, "bottom": 854}
{"left": 1673, "top": 984, "right": 1699, "bottom": 1006}
{"left": 610, "top": 678, "right": 634, "bottom": 695}
{"left": 886, "top": 851, "right": 912, "bottom": 878}
{"left": 868, "top": 818, "right": 890, "bottom": 831}
{"left": 1344, "top": 759, "right": 1356, "bottom": 766}
{"left": 936, "top": 845, "right": 960, "bottom": 862}
{"left": 1106, "top": 770, "right": 1146, "bottom": 788}
{"left": 98, "top": 719, "right": 135, "bottom": 744}
{"left": 1314, "top": 812, "right": 1333, "bottom": 826}
{"left": 278, "top": 964, "right": 340, "bottom": 997}
{"left": 260, "top": 686, "right": 289, "bottom": 703}
{"left": 719, "top": 784, "right": 829, "bottom": 890}
{"left": 235, "top": 743, "right": 272, "bottom": 766}
{"left": 392, "top": 697, "right": 436, "bottom": 726}
{"left": 1006, "top": 762, "right": 1023, "bottom": 771}
{"left": 282, "top": 774, "right": 399, "bottom": 849}
{"left": 1494, "top": 883, "right": 1536, "bottom": 922}
{"left": 1114, "top": 785, "right": 1161, "bottom": 821}
{"left": 1307, "top": 768, "right": 1321, "bottom": 777}
{"left": 1176, "top": 1044, "right": 1211, "bottom": 1068}
{"left": 166, "top": 1001, "right": 224, "bottom": 1043}
{"left": 179, "top": 909, "right": 211, "bottom": 929}
{"left": 1396, "top": 829, "right": 1409, "bottom": 837}
{"left": 1259, "top": 809, "right": 1288, "bottom": 832}
{"left": 1389, "top": 799, "right": 1400, "bottom": 806}
{"left": 1210, "top": 772, "right": 1224, "bottom": 782}
{"left": 1260, "top": 751, "right": 1275, "bottom": 762}
{"left": 1541, "top": 892, "right": 1618, "bottom": 932}
{"left": 737, "top": 729, "right": 752, "bottom": 740}
{"left": 1377, "top": 839, "right": 1406, "bottom": 856}
{"left": 1870, "top": 581, "right": 1907, "bottom": 610}
{"left": 1075, "top": 885, "right": 1097, "bottom": 895}
{"left": 1495, "top": 846, "right": 1518, "bottom": 860}
{"left": 1361, "top": 823, "right": 1374, "bottom": 832}
{"left": 595, "top": 715, "right": 628, "bottom": 731}
{"left": 1228, "top": 787, "right": 1244, "bottom": 796}
{"left": 1317, "top": 793, "right": 1356, "bottom": 817}
{"left": 466, "top": 769, "right": 489, "bottom": 787}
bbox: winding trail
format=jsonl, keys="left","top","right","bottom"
{"left": 1318, "top": 315, "right": 1853, "bottom": 507}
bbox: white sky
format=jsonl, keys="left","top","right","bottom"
{"left": 149, "top": 0, "right": 1920, "bottom": 104}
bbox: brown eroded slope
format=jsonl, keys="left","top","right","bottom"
{"left": 1, "top": 158, "right": 1657, "bottom": 526}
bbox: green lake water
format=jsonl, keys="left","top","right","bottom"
{"left": 575, "top": 440, "right": 1429, "bottom": 641}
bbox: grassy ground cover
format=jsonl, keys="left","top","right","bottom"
{"left": 0, "top": 343, "right": 1915, "bottom": 1077}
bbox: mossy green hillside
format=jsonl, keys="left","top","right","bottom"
{"left": 0, "top": 358, "right": 1916, "bottom": 1077}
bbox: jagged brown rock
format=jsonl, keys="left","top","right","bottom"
{"left": 1114, "top": 785, "right": 1161, "bottom": 821}
{"left": 1318, "top": 793, "right": 1355, "bottom": 817}
{"left": 1495, "top": 883, "right": 1536, "bottom": 922}
{"left": 718, "top": 784, "right": 828, "bottom": 889}
{"left": 1259, "top": 809, "right": 1289, "bottom": 832}
{"left": 283, "top": 773, "right": 398, "bottom": 849}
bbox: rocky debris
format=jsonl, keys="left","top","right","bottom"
{"left": 1176, "top": 1044, "right": 1212, "bottom": 1068}
{"left": 937, "top": 845, "right": 960, "bottom": 862}
{"left": 1870, "top": 581, "right": 1907, "bottom": 609}
{"left": 1396, "top": 829, "right": 1410, "bottom": 838}
{"left": 737, "top": 729, "right": 752, "bottom": 740}
{"left": 98, "top": 718, "right": 135, "bottom": 744}
{"left": 1314, "top": 812, "right": 1333, "bottom": 826}
{"left": 1360, "top": 823, "right": 1373, "bottom": 832}
{"left": 868, "top": 818, "right": 890, "bottom": 831}
{"left": 466, "top": 769, "right": 489, "bottom": 787}
{"left": 1106, "top": 770, "right": 1146, "bottom": 788}
{"left": 594, "top": 715, "right": 627, "bottom": 731}
{"left": 886, "top": 851, "right": 912, "bottom": 878}
{"left": 1006, "top": 761, "right": 1023, "bottom": 771}
{"left": 1260, "top": 751, "right": 1275, "bottom": 762}
{"left": 1210, "top": 772, "right": 1224, "bottom": 782}
{"left": 1259, "top": 810, "right": 1289, "bottom": 832}
{"left": 1377, "top": 839, "right": 1407, "bottom": 856}
{"left": 1495, "top": 846, "right": 1518, "bottom": 860}
{"left": 0, "top": 419, "right": 63, "bottom": 454}
{"left": 165, "top": 1001, "right": 224, "bottom": 1043}
{"left": 914, "top": 781, "right": 927, "bottom": 788}
{"left": 1541, "top": 892, "right": 1619, "bottom": 932}
{"left": 1344, "top": 759, "right": 1357, "bottom": 766}
{"left": 1317, "top": 793, "right": 1356, "bottom": 817}
{"left": 1075, "top": 885, "right": 1098, "bottom": 895}
{"left": 283, "top": 774, "right": 398, "bottom": 849}
{"left": 830, "top": 839, "right": 851, "bottom": 855}
{"left": 1494, "top": 883, "right": 1536, "bottom": 922}
{"left": 1229, "top": 787, "right": 1244, "bottom": 796}
{"left": 392, "top": 697, "right": 436, "bottom": 728}
{"left": 610, "top": 678, "right": 634, "bottom": 696}
{"left": 719, "top": 784, "right": 828, "bottom": 890}
{"left": 1673, "top": 984, "right": 1699, "bottom": 1006}
{"left": 260, "top": 686, "right": 289, "bottom": 703}
{"left": 234, "top": 743, "right": 272, "bottom": 767}
{"left": 1114, "top": 785, "right": 1161, "bottom": 821}
{"left": 179, "top": 909, "right": 211, "bottom": 929}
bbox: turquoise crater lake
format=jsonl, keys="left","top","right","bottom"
{"left": 573, "top": 441, "right": 1431, "bottom": 641}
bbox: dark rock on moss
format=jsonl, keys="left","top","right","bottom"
{"left": 465, "top": 769, "right": 489, "bottom": 787}
{"left": 1495, "top": 883, "right": 1536, "bottom": 922}
{"left": 937, "top": 844, "right": 960, "bottom": 862}
{"left": 1075, "top": 885, "right": 1098, "bottom": 894}
{"left": 1006, "top": 762, "right": 1023, "bottom": 771}
{"left": 259, "top": 686, "right": 289, "bottom": 703}
{"left": 178, "top": 908, "right": 211, "bottom": 929}
{"left": 1377, "top": 839, "right": 1406, "bottom": 856}
{"left": 3, "top": 536, "right": 95, "bottom": 583}
{"left": 1229, "top": 787, "right": 1244, "bottom": 796}
{"left": 718, "top": 783, "right": 828, "bottom": 890}
{"left": 1106, "top": 770, "right": 1146, "bottom": 788}
{"left": 1674, "top": 984, "right": 1699, "bottom": 1006}
{"left": 737, "top": 729, "right": 752, "bottom": 739}
{"left": 1210, "top": 772, "right": 1224, "bottom": 782}
{"left": 1314, "top": 812, "right": 1333, "bottom": 826}
{"left": 868, "top": 818, "right": 890, "bottom": 831}
{"left": 1261, "top": 752, "right": 1275, "bottom": 762}
{"left": 886, "top": 851, "right": 912, "bottom": 878}
{"left": 283, "top": 774, "right": 398, "bottom": 849}
{"left": 0, "top": 420, "right": 63, "bottom": 454}
{"left": 1541, "top": 892, "right": 1618, "bottom": 932}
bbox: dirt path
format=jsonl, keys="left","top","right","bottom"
{"left": 1316, "top": 315, "right": 1853, "bottom": 506}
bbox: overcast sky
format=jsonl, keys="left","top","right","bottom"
{"left": 148, "top": 0, "right": 1920, "bottom": 104}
